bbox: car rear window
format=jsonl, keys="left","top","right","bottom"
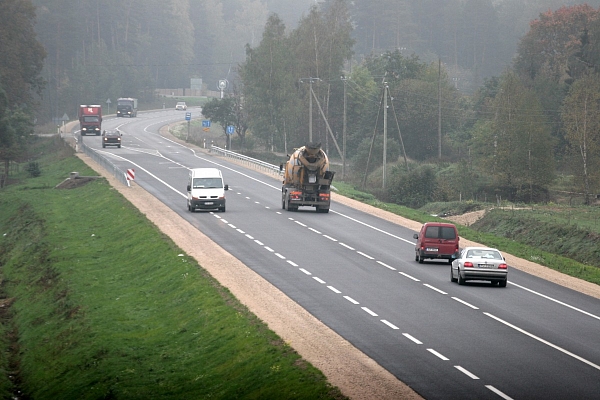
{"left": 425, "top": 226, "right": 456, "bottom": 240}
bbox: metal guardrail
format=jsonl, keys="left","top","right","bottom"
{"left": 79, "top": 136, "right": 130, "bottom": 186}
{"left": 210, "top": 146, "right": 282, "bottom": 176}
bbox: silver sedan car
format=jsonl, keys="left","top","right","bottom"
{"left": 450, "top": 247, "right": 508, "bottom": 287}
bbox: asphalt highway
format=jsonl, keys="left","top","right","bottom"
{"left": 77, "top": 109, "right": 600, "bottom": 399}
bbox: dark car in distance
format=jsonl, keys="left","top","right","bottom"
{"left": 102, "top": 130, "right": 122, "bottom": 148}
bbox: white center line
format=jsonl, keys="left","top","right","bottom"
{"left": 309, "top": 228, "right": 322, "bottom": 234}
{"left": 245, "top": 234, "right": 254, "bottom": 240}
{"left": 357, "top": 251, "right": 374, "bottom": 259}
{"left": 362, "top": 307, "right": 378, "bottom": 316}
{"left": 339, "top": 243, "right": 355, "bottom": 250}
{"left": 377, "top": 261, "right": 396, "bottom": 270}
{"left": 455, "top": 366, "right": 479, "bottom": 380}
{"left": 264, "top": 246, "right": 274, "bottom": 252}
{"left": 275, "top": 253, "right": 285, "bottom": 259}
{"left": 299, "top": 268, "right": 312, "bottom": 275}
{"left": 381, "top": 320, "right": 399, "bottom": 329}
{"left": 323, "top": 235, "right": 338, "bottom": 242}
{"left": 402, "top": 333, "right": 422, "bottom": 344}
{"left": 313, "top": 277, "right": 326, "bottom": 284}
{"left": 295, "top": 221, "right": 307, "bottom": 227}
{"left": 328, "top": 286, "right": 342, "bottom": 294}
{"left": 427, "top": 348, "right": 449, "bottom": 361}
{"left": 287, "top": 260, "right": 298, "bottom": 267}
{"left": 344, "top": 296, "right": 360, "bottom": 304}
{"left": 452, "top": 297, "right": 479, "bottom": 309}
{"left": 424, "top": 284, "right": 448, "bottom": 295}
{"left": 485, "top": 385, "right": 513, "bottom": 400}
{"left": 399, "top": 271, "right": 420, "bottom": 281}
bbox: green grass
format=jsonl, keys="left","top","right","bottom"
{"left": 0, "top": 142, "right": 345, "bottom": 399}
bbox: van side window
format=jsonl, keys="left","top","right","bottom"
{"left": 425, "top": 226, "right": 456, "bottom": 239}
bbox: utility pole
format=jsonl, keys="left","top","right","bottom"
{"left": 438, "top": 58, "right": 442, "bottom": 161}
{"left": 383, "top": 82, "right": 388, "bottom": 189}
{"left": 341, "top": 75, "right": 349, "bottom": 180}
{"left": 300, "top": 78, "right": 320, "bottom": 142}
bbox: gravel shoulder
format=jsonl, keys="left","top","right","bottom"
{"left": 71, "top": 126, "right": 598, "bottom": 399}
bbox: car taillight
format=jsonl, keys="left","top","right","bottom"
{"left": 498, "top": 263, "right": 508, "bottom": 269}
{"left": 464, "top": 262, "right": 474, "bottom": 268}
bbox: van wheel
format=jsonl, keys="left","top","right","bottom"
{"left": 417, "top": 252, "right": 424, "bottom": 264}
{"left": 220, "top": 205, "right": 226, "bottom": 212}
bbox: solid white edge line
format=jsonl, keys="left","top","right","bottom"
{"left": 455, "top": 365, "right": 479, "bottom": 379}
{"left": 344, "top": 296, "right": 360, "bottom": 305}
{"left": 423, "top": 283, "right": 448, "bottom": 295}
{"left": 362, "top": 307, "right": 378, "bottom": 316}
{"left": 427, "top": 348, "right": 449, "bottom": 361}
{"left": 484, "top": 312, "right": 600, "bottom": 371}
{"left": 510, "top": 282, "right": 600, "bottom": 321}
{"left": 381, "top": 320, "right": 399, "bottom": 329}
{"left": 402, "top": 333, "right": 422, "bottom": 344}
{"left": 377, "top": 261, "right": 396, "bottom": 270}
{"left": 485, "top": 385, "right": 514, "bottom": 400}
{"left": 451, "top": 297, "right": 479, "bottom": 310}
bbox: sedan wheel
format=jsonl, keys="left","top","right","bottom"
{"left": 457, "top": 270, "right": 466, "bottom": 285}
{"left": 450, "top": 266, "right": 458, "bottom": 282}
{"left": 498, "top": 278, "right": 507, "bottom": 288}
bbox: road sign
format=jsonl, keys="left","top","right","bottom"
{"left": 202, "top": 120, "right": 211, "bottom": 127}
{"left": 185, "top": 112, "right": 191, "bottom": 121}
{"left": 226, "top": 125, "right": 235, "bottom": 135}
{"left": 126, "top": 169, "right": 135, "bottom": 181}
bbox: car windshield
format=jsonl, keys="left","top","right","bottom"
{"left": 177, "top": 102, "right": 185, "bottom": 106}
{"left": 193, "top": 178, "right": 222, "bottom": 189}
{"left": 466, "top": 249, "right": 502, "bottom": 259}
{"left": 425, "top": 226, "right": 456, "bottom": 240}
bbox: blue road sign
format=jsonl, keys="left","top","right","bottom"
{"left": 185, "top": 112, "right": 191, "bottom": 121}
{"left": 227, "top": 125, "right": 235, "bottom": 135}
{"left": 202, "top": 120, "right": 211, "bottom": 127}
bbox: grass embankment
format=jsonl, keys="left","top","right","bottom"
{"left": 0, "top": 139, "right": 344, "bottom": 399}
{"left": 334, "top": 182, "right": 600, "bottom": 286}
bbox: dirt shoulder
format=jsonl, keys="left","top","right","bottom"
{"left": 71, "top": 125, "right": 599, "bottom": 399}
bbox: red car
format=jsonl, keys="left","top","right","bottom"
{"left": 413, "top": 222, "right": 460, "bottom": 264}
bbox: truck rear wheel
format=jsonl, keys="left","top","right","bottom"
{"left": 316, "top": 206, "right": 329, "bottom": 213}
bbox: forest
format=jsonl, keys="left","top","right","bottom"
{"left": 1, "top": 0, "right": 600, "bottom": 205}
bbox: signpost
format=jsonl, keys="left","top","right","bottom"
{"left": 106, "top": 98, "right": 111, "bottom": 115}
{"left": 226, "top": 125, "right": 234, "bottom": 149}
{"left": 185, "top": 112, "right": 191, "bottom": 140}
{"left": 218, "top": 79, "right": 228, "bottom": 99}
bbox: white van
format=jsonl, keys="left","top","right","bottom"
{"left": 187, "top": 168, "right": 228, "bottom": 212}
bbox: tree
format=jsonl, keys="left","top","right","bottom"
{"left": 0, "top": 0, "right": 46, "bottom": 108}
{"left": 471, "top": 72, "right": 554, "bottom": 202}
{"left": 202, "top": 97, "right": 236, "bottom": 148}
{"left": 561, "top": 73, "right": 600, "bottom": 204}
{"left": 514, "top": 4, "right": 600, "bottom": 84}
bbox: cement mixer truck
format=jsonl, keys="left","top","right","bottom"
{"left": 281, "top": 142, "right": 335, "bottom": 213}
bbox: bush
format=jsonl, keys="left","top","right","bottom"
{"left": 26, "top": 162, "right": 41, "bottom": 177}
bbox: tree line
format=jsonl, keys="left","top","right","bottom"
{"left": 2, "top": 0, "right": 600, "bottom": 204}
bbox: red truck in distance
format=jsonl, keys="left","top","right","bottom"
{"left": 78, "top": 105, "right": 102, "bottom": 136}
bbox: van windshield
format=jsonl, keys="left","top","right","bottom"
{"left": 425, "top": 226, "right": 456, "bottom": 240}
{"left": 193, "top": 177, "right": 222, "bottom": 189}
